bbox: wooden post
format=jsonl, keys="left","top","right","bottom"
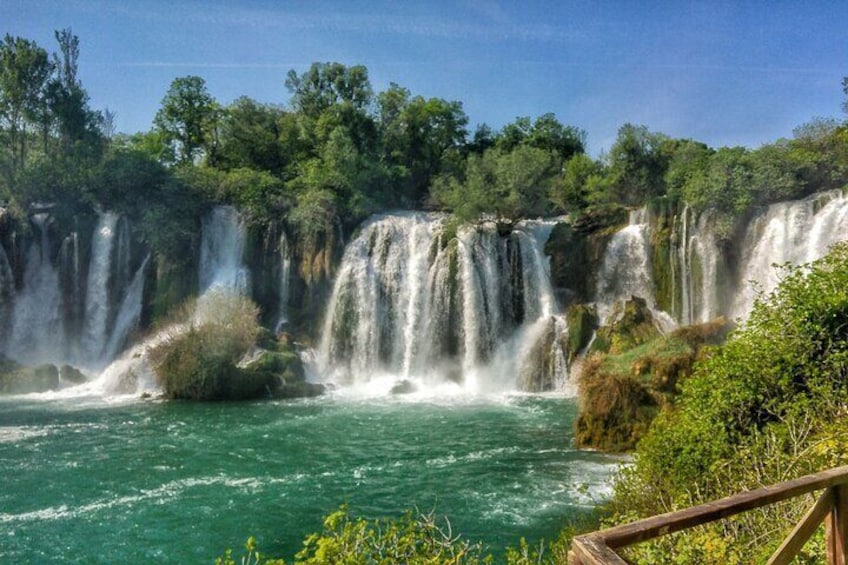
{"left": 827, "top": 485, "right": 848, "bottom": 565}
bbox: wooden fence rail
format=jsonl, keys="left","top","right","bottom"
{"left": 570, "top": 465, "right": 848, "bottom": 564}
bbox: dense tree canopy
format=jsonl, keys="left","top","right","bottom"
{"left": 3, "top": 30, "right": 848, "bottom": 271}
{"left": 153, "top": 75, "right": 220, "bottom": 165}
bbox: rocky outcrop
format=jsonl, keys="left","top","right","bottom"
{"left": 591, "top": 296, "right": 661, "bottom": 355}
{"left": 0, "top": 357, "right": 90, "bottom": 394}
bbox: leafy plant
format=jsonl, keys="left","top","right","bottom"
{"left": 149, "top": 291, "right": 265, "bottom": 400}
{"left": 607, "top": 242, "right": 848, "bottom": 563}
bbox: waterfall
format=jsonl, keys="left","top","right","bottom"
{"left": 79, "top": 212, "right": 119, "bottom": 365}
{"left": 675, "top": 206, "right": 721, "bottom": 325}
{"left": 277, "top": 232, "right": 291, "bottom": 329}
{"left": 316, "top": 212, "right": 565, "bottom": 392}
{"left": 199, "top": 206, "right": 249, "bottom": 294}
{"left": 2, "top": 211, "right": 148, "bottom": 376}
{"left": 0, "top": 243, "right": 15, "bottom": 351}
{"left": 103, "top": 254, "right": 149, "bottom": 362}
{"left": 59, "top": 231, "right": 83, "bottom": 353}
{"left": 595, "top": 208, "right": 657, "bottom": 324}
{"left": 732, "top": 189, "right": 848, "bottom": 319}
{"left": 6, "top": 214, "right": 65, "bottom": 365}
{"left": 93, "top": 205, "right": 249, "bottom": 396}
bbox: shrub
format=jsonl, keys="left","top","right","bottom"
{"left": 606, "top": 242, "right": 848, "bottom": 562}
{"left": 150, "top": 291, "right": 267, "bottom": 400}
{"left": 295, "top": 505, "right": 492, "bottom": 564}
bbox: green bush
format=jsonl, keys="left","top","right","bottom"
{"left": 150, "top": 291, "right": 267, "bottom": 400}
{"left": 216, "top": 505, "right": 587, "bottom": 565}
{"left": 606, "top": 242, "right": 848, "bottom": 563}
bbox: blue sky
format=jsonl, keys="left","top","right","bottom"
{"left": 5, "top": 0, "right": 847, "bottom": 154}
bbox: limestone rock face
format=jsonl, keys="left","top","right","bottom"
{"left": 0, "top": 359, "right": 60, "bottom": 394}
{"left": 591, "top": 296, "right": 661, "bottom": 355}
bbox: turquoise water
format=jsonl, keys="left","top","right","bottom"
{"left": 0, "top": 392, "right": 617, "bottom": 563}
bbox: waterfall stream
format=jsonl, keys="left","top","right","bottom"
{"left": 277, "top": 232, "right": 292, "bottom": 329}
{"left": 199, "top": 206, "right": 249, "bottom": 294}
{"left": 3, "top": 212, "right": 146, "bottom": 375}
{"left": 316, "top": 213, "right": 566, "bottom": 393}
{"left": 595, "top": 208, "right": 656, "bottom": 324}
{"left": 732, "top": 190, "right": 848, "bottom": 318}
{"left": 7, "top": 214, "right": 65, "bottom": 365}
{"left": 5, "top": 191, "right": 848, "bottom": 397}
{"left": 79, "top": 212, "right": 119, "bottom": 366}
{"left": 96, "top": 206, "right": 249, "bottom": 395}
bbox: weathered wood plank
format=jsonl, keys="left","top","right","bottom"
{"left": 584, "top": 465, "right": 848, "bottom": 548}
{"left": 571, "top": 536, "right": 631, "bottom": 565}
{"left": 766, "top": 488, "right": 833, "bottom": 565}
{"left": 826, "top": 484, "right": 848, "bottom": 565}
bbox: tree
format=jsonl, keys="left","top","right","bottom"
{"left": 467, "top": 123, "right": 495, "bottom": 155}
{"left": 681, "top": 146, "right": 752, "bottom": 217}
{"left": 496, "top": 114, "right": 585, "bottom": 161}
{"left": 527, "top": 112, "right": 586, "bottom": 160}
{"left": 214, "top": 96, "right": 295, "bottom": 174}
{"left": 377, "top": 84, "right": 468, "bottom": 205}
{"left": 285, "top": 62, "right": 373, "bottom": 119}
{"left": 434, "top": 145, "right": 556, "bottom": 224}
{"left": 0, "top": 34, "right": 52, "bottom": 174}
{"left": 494, "top": 144, "right": 557, "bottom": 219}
{"left": 497, "top": 116, "right": 532, "bottom": 151}
{"left": 663, "top": 139, "right": 712, "bottom": 200}
{"left": 550, "top": 153, "right": 604, "bottom": 211}
{"left": 154, "top": 75, "right": 220, "bottom": 164}
{"left": 607, "top": 123, "right": 669, "bottom": 205}
{"left": 47, "top": 28, "right": 100, "bottom": 148}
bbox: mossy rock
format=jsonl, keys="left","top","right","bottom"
{"left": 572, "top": 205, "right": 628, "bottom": 234}
{"left": 0, "top": 362, "right": 60, "bottom": 394}
{"left": 575, "top": 318, "right": 733, "bottom": 451}
{"left": 671, "top": 316, "right": 732, "bottom": 347}
{"left": 565, "top": 304, "right": 598, "bottom": 361}
{"left": 218, "top": 367, "right": 280, "bottom": 401}
{"left": 546, "top": 222, "right": 590, "bottom": 304}
{"left": 243, "top": 350, "right": 305, "bottom": 382}
{"left": 575, "top": 367, "right": 658, "bottom": 452}
{"left": 546, "top": 213, "right": 626, "bottom": 306}
{"left": 59, "top": 365, "right": 87, "bottom": 384}
{"left": 275, "top": 381, "right": 325, "bottom": 399}
{"left": 649, "top": 205, "right": 676, "bottom": 314}
{"left": 390, "top": 380, "right": 417, "bottom": 395}
{"left": 592, "top": 296, "right": 661, "bottom": 355}
{"left": 517, "top": 317, "right": 569, "bottom": 392}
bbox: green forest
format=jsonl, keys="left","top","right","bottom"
{"left": 5, "top": 29, "right": 848, "bottom": 564}
{"left": 4, "top": 30, "right": 848, "bottom": 257}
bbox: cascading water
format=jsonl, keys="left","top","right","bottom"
{"left": 596, "top": 209, "right": 656, "bottom": 322}
{"left": 317, "top": 213, "right": 567, "bottom": 393}
{"left": 95, "top": 206, "right": 250, "bottom": 395}
{"left": 103, "top": 254, "right": 150, "bottom": 363}
{"left": 732, "top": 189, "right": 848, "bottom": 319}
{"left": 2, "top": 211, "right": 147, "bottom": 378}
{"left": 0, "top": 242, "right": 15, "bottom": 351}
{"left": 674, "top": 206, "right": 722, "bottom": 325}
{"left": 59, "top": 231, "right": 83, "bottom": 352}
{"left": 595, "top": 208, "right": 676, "bottom": 331}
{"left": 277, "top": 232, "right": 291, "bottom": 329}
{"left": 6, "top": 214, "right": 65, "bottom": 365}
{"left": 79, "top": 212, "right": 119, "bottom": 365}
{"left": 199, "top": 206, "right": 249, "bottom": 294}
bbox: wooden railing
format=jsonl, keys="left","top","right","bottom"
{"left": 570, "top": 465, "right": 848, "bottom": 564}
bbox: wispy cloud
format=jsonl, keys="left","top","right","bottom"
{"left": 67, "top": 0, "right": 587, "bottom": 44}
{"left": 203, "top": 10, "right": 587, "bottom": 43}
{"left": 104, "top": 62, "right": 299, "bottom": 69}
